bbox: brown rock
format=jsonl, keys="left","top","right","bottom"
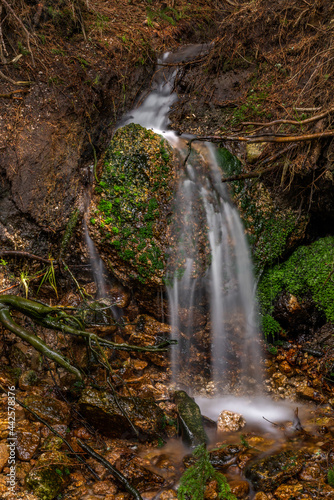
{"left": 24, "top": 395, "right": 71, "bottom": 426}
{"left": 254, "top": 493, "right": 270, "bottom": 500}
{"left": 279, "top": 361, "right": 294, "bottom": 377}
{"left": 298, "top": 462, "right": 323, "bottom": 482}
{"left": 296, "top": 385, "right": 325, "bottom": 403}
{"left": 229, "top": 478, "right": 250, "bottom": 498}
{"left": 92, "top": 480, "right": 117, "bottom": 495}
{"left": 158, "top": 490, "right": 178, "bottom": 499}
{"left": 274, "top": 482, "right": 303, "bottom": 499}
{"left": 16, "top": 421, "right": 40, "bottom": 461}
{"left": 118, "top": 454, "right": 165, "bottom": 492}
{"left": 0, "top": 442, "right": 9, "bottom": 472}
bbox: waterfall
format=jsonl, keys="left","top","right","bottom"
{"left": 122, "top": 49, "right": 262, "bottom": 395}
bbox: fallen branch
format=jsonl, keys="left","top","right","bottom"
{"left": 242, "top": 107, "right": 334, "bottom": 128}
{"left": 190, "top": 130, "right": 334, "bottom": 144}
{"left": 0, "top": 250, "right": 55, "bottom": 264}
{"left": 77, "top": 439, "right": 143, "bottom": 500}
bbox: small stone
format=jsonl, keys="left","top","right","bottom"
{"left": 229, "top": 478, "right": 249, "bottom": 498}
{"left": 246, "top": 143, "right": 266, "bottom": 163}
{"left": 217, "top": 410, "right": 246, "bottom": 432}
{"left": 0, "top": 442, "right": 9, "bottom": 472}
{"left": 254, "top": 493, "right": 270, "bottom": 500}
{"left": 274, "top": 482, "right": 303, "bottom": 500}
{"left": 158, "top": 490, "right": 178, "bottom": 499}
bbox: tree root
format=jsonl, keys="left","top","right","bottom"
{"left": 77, "top": 439, "right": 144, "bottom": 500}
{"left": 0, "top": 295, "right": 175, "bottom": 379}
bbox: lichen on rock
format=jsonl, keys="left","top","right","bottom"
{"left": 88, "top": 123, "right": 178, "bottom": 288}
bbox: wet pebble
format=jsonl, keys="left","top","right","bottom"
{"left": 217, "top": 410, "right": 246, "bottom": 432}
{"left": 229, "top": 478, "right": 250, "bottom": 498}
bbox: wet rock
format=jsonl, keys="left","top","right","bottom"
{"left": 278, "top": 361, "right": 294, "bottom": 377}
{"left": 273, "top": 482, "right": 303, "bottom": 499}
{"left": 16, "top": 421, "right": 40, "bottom": 461}
{"left": 209, "top": 445, "right": 242, "bottom": 468}
{"left": 254, "top": 493, "right": 270, "bottom": 500}
{"left": 0, "top": 441, "right": 9, "bottom": 472}
{"left": 92, "top": 480, "right": 117, "bottom": 496}
{"left": 298, "top": 462, "right": 323, "bottom": 482}
{"left": 108, "top": 284, "right": 131, "bottom": 308}
{"left": 296, "top": 385, "right": 325, "bottom": 403}
{"left": 26, "top": 450, "right": 71, "bottom": 500}
{"left": 117, "top": 454, "right": 165, "bottom": 492}
{"left": 125, "top": 314, "right": 172, "bottom": 367}
{"left": 88, "top": 123, "right": 178, "bottom": 299}
{"left": 229, "top": 478, "right": 250, "bottom": 498}
{"left": 245, "top": 450, "right": 304, "bottom": 491}
{"left": 158, "top": 490, "right": 178, "bottom": 499}
{"left": 24, "top": 396, "right": 71, "bottom": 426}
{"left": 217, "top": 410, "right": 246, "bottom": 432}
{"left": 174, "top": 390, "right": 208, "bottom": 447}
{"left": 78, "top": 386, "right": 165, "bottom": 439}
{"left": 19, "top": 370, "right": 38, "bottom": 391}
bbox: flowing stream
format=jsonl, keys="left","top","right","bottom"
{"left": 122, "top": 49, "right": 262, "bottom": 396}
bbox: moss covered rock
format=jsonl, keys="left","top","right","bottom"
{"left": 258, "top": 236, "right": 334, "bottom": 337}
{"left": 88, "top": 123, "right": 178, "bottom": 289}
{"left": 26, "top": 451, "right": 70, "bottom": 500}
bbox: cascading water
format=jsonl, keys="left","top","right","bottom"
{"left": 122, "top": 48, "right": 262, "bottom": 395}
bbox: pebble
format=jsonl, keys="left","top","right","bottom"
{"left": 217, "top": 410, "right": 246, "bottom": 432}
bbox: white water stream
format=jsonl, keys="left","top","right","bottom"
{"left": 123, "top": 51, "right": 262, "bottom": 394}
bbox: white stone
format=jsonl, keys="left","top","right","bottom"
{"left": 217, "top": 410, "right": 246, "bottom": 432}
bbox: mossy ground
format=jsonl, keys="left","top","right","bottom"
{"left": 89, "top": 123, "right": 177, "bottom": 285}
{"left": 258, "top": 236, "right": 334, "bottom": 337}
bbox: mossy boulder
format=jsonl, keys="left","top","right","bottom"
{"left": 26, "top": 451, "right": 70, "bottom": 500}
{"left": 88, "top": 123, "right": 178, "bottom": 291}
{"left": 174, "top": 390, "right": 208, "bottom": 447}
{"left": 258, "top": 236, "right": 334, "bottom": 337}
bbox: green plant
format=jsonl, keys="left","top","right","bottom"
{"left": 37, "top": 260, "right": 58, "bottom": 298}
{"left": 177, "top": 445, "right": 236, "bottom": 500}
{"left": 261, "top": 314, "right": 282, "bottom": 339}
{"left": 328, "top": 467, "right": 334, "bottom": 487}
{"left": 17, "top": 41, "right": 30, "bottom": 56}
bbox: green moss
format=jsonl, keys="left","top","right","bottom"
{"left": 261, "top": 314, "right": 282, "bottom": 339}
{"left": 258, "top": 236, "right": 334, "bottom": 323}
{"left": 90, "top": 123, "right": 175, "bottom": 284}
